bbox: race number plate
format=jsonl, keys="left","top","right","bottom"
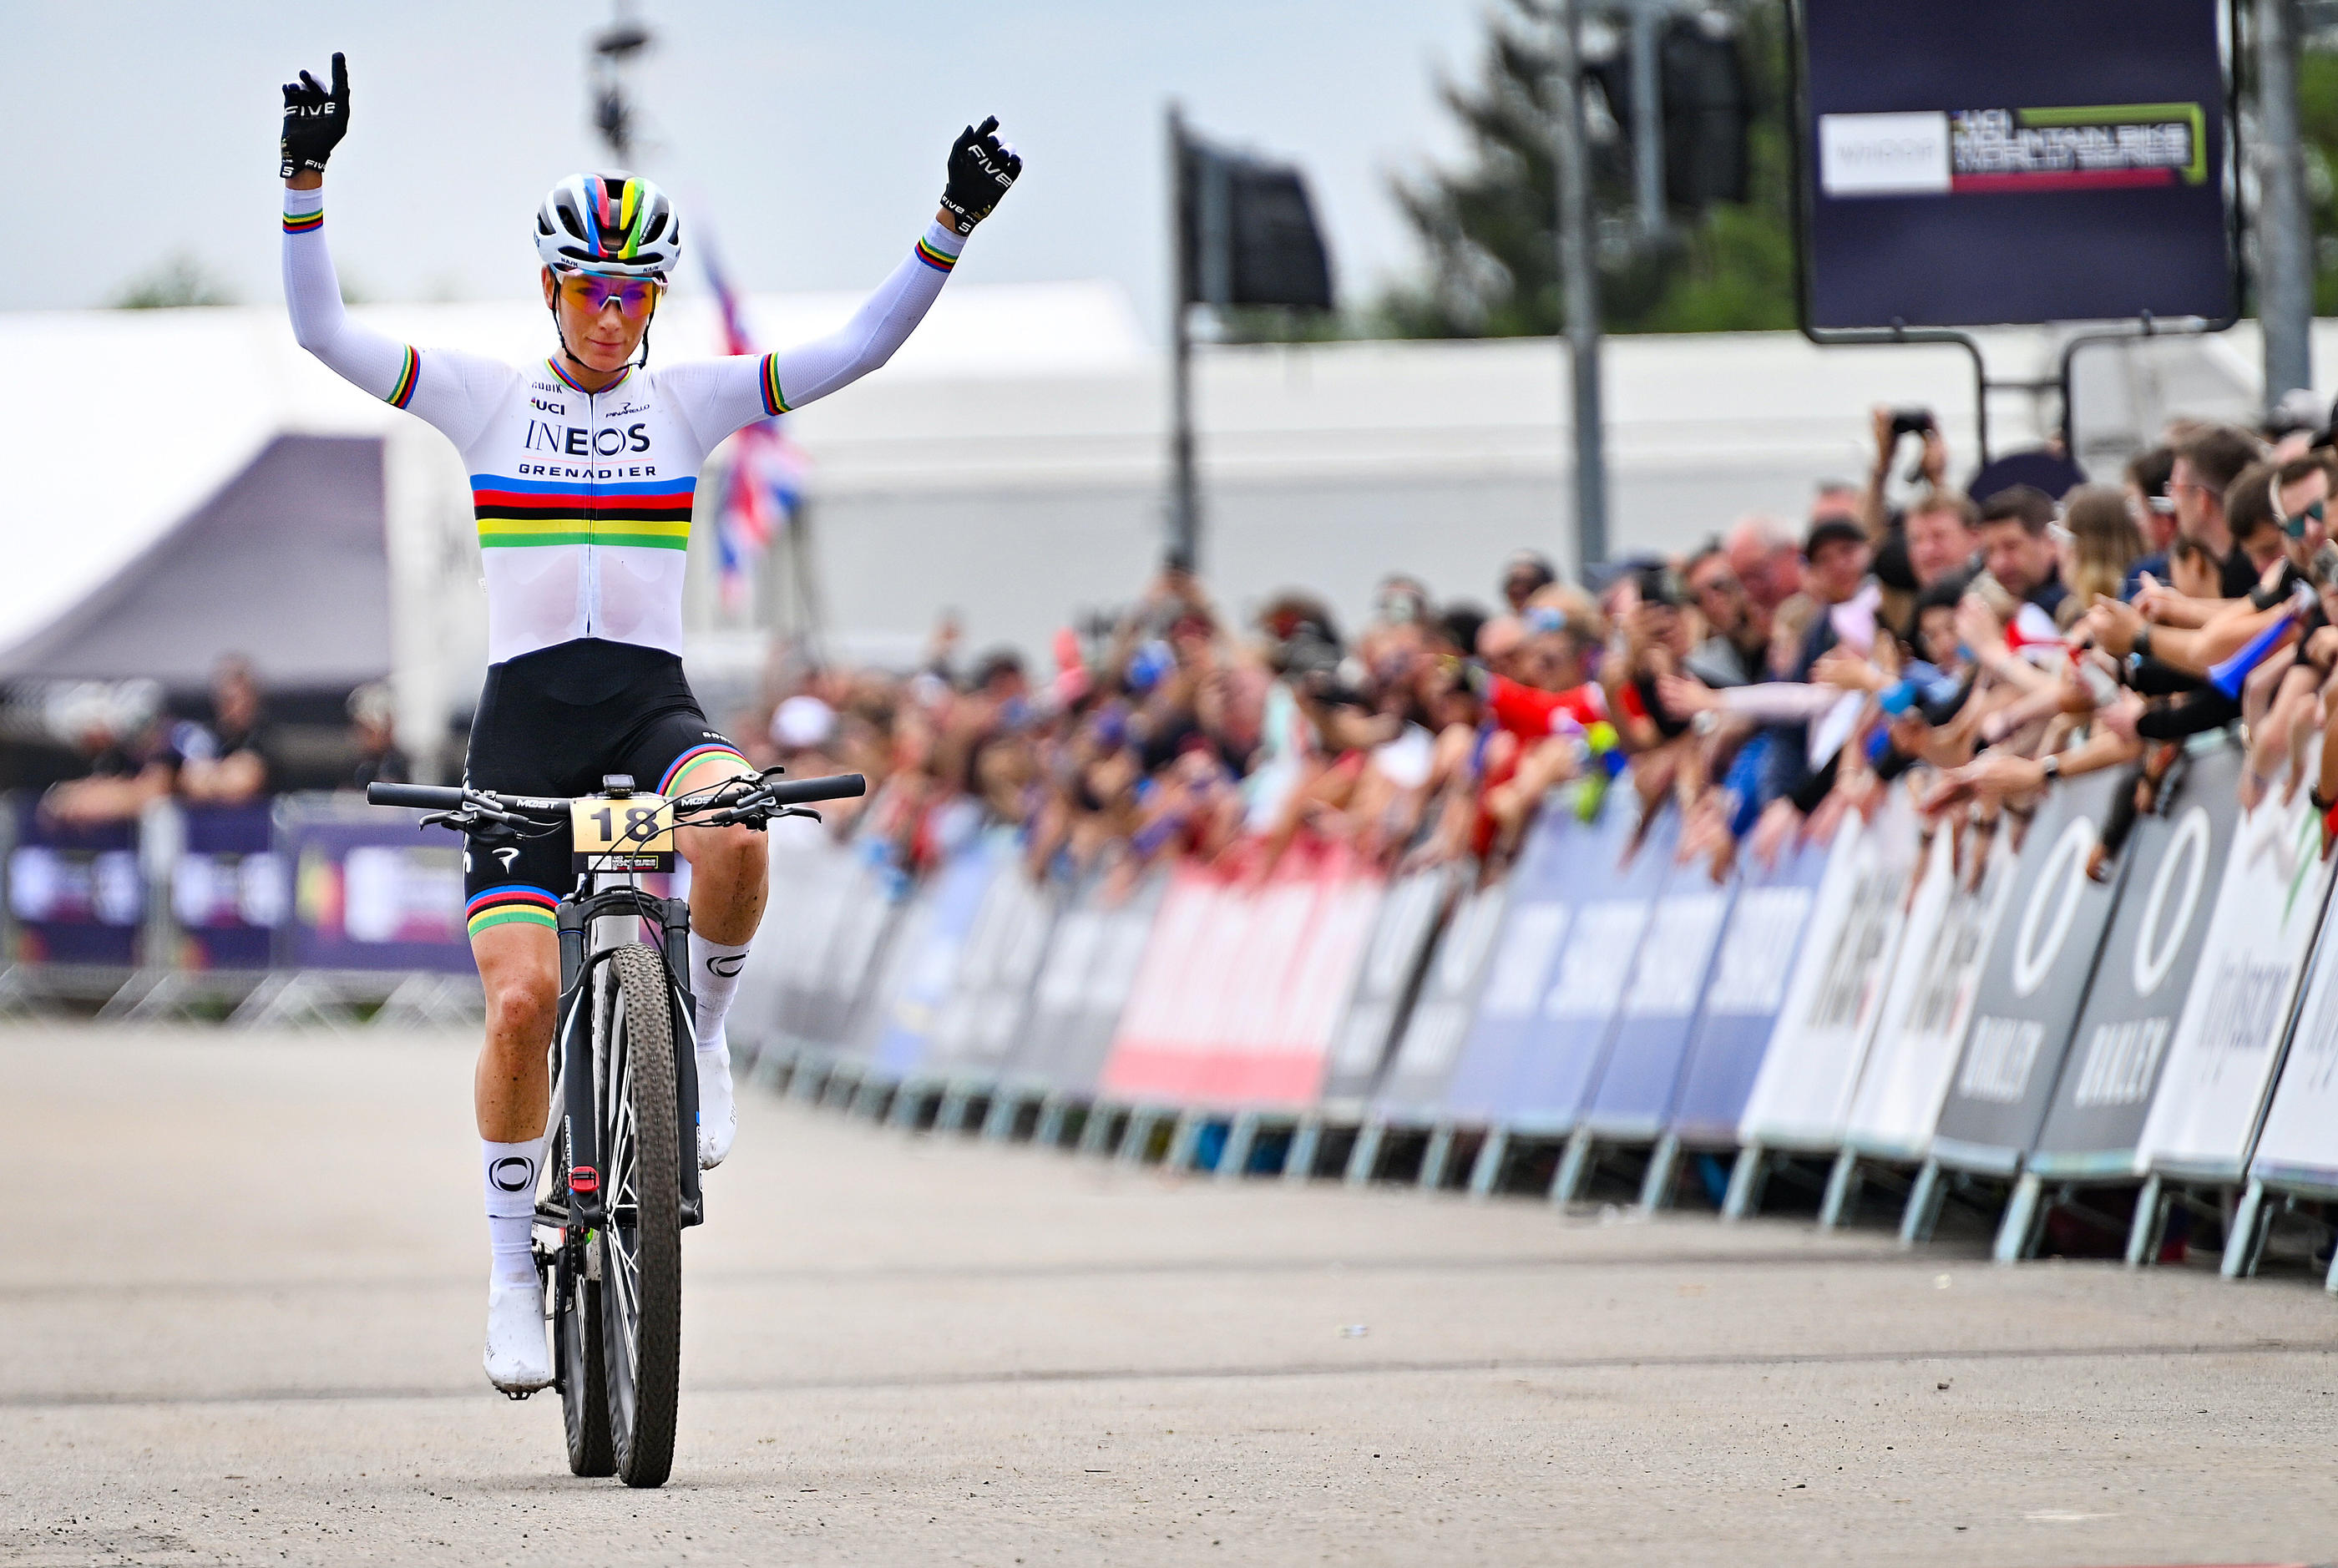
{"left": 570, "top": 794, "right": 677, "bottom": 873}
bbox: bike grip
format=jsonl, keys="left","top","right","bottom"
{"left": 762, "top": 772, "right": 868, "bottom": 807}
{"left": 366, "top": 781, "right": 468, "bottom": 810}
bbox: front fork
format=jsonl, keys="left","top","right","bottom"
{"left": 661, "top": 895, "right": 704, "bottom": 1226}
{"left": 554, "top": 893, "right": 702, "bottom": 1235}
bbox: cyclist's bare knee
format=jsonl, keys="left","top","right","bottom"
{"left": 474, "top": 924, "right": 559, "bottom": 1049}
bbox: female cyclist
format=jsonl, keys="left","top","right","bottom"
{"left": 280, "top": 53, "right": 1020, "bottom": 1392}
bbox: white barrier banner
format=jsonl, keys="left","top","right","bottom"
{"left": 1738, "top": 791, "right": 1921, "bottom": 1150}
{"left": 1844, "top": 821, "right": 2017, "bottom": 1160}
{"left": 2252, "top": 875, "right": 2338, "bottom": 1186}
{"left": 2145, "top": 781, "right": 2335, "bottom": 1176}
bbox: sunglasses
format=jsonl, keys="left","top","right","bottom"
{"left": 557, "top": 271, "right": 664, "bottom": 318}
{"left": 2284, "top": 499, "right": 2326, "bottom": 539}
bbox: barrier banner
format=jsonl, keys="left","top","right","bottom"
{"left": 1667, "top": 836, "right": 1830, "bottom": 1146}
{"left": 2137, "top": 773, "right": 2335, "bottom": 1179}
{"left": 755, "top": 829, "right": 862, "bottom": 1048}
{"left": 6, "top": 797, "right": 141, "bottom": 967}
{"left": 1097, "top": 838, "right": 1379, "bottom": 1107}
{"left": 1738, "top": 792, "right": 1923, "bottom": 1151}
{"left": 1437, "top": 787, "right": 1633, "bottom": 1123}
{"left": 1226, "top": 843, "right": 1382, "bottom": 1106}
{"left": 869, "top": 839, "right": 1002, "bottom": 1077}
{"left": 1582, "top": 843, "right": 1735, "bottom": 1140}
{"left": 1930, "top": 768, "right": 2124, "bottom": 1174}
{"left": 2248, "top": 852, "right": 2338, "bottom": 1189}
{"left": 817, "top": 850, "right": 906, "bottom": 1053}
{"left": 1372, "top": 877, "right": 1508, "bottom": 1120}
{"left": 166, "top": 805, "right": 285, "bottom": 970}
{"left": 2031, "top": 741, "right": 2243, "bottom": 1174}
{"left": 1096, "top": 859, "right": 1246, "bottom": 1101}
{"left": 1844, "top": 820, "right": 2018, "bottom": 1160}
{"left": 276, "top": 800, "right": 469, "bottom": 974}
{"left": 1014, "top": 871, "right": 1166, "bottom": 1095}
{"left": 926, "top": 839, "right": 1058, "bottom": 1080}
{"left": 1319, "top": 866, "right": 1455, "bottom": 1108}
{"left": 1500, "top": 805, "right": 1678, "bottom": 1132}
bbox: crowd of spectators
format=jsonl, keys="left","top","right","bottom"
{"left": 37, "top": 659, "right": 407, "bottom": 826}
{"left": 738, "top": 394, "right": 2338, "bottom": 898}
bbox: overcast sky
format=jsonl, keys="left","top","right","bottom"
{"left": 3, "top": 1, "right": 1493, "bottom": 337}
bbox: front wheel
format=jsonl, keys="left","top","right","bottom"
{"left": 596, "top": 943, "right": 682, "bottom": 1488}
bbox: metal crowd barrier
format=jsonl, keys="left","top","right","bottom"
{"left": 0, "top": 791, "right": 479, "bottom": 1025}
{"left": 746, "top": 731, "right": 2338, "bottom": 1295}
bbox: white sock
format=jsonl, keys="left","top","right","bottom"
{"left": 482, "top": 1140, "right": 539, "bottom": 1286}
{"left": 688, "top": 933, "right": 752, "bottom": 1059}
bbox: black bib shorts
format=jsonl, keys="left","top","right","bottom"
{"left": 460, "top": 638, "right": 746, "bottom": 940}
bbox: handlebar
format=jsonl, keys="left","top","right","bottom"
{"left": 365, "top": 771, "right": 867, "bottom": 819}
{"left": 365, "top": 782, "right": 468, "bottom": 811}
{"left": 758, "top": 773, "right": 868, "bottom": 807}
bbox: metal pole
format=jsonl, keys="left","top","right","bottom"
{"left": 1630, "top": 0, "right": 1665, "bottom": 238}
{"left": 1554, "top": 0, "right": 1608, "bottom": 570}
{"left": 1167, "top": 104, "right": 1200, "bottom": 569}
{"left": 2255, "top": 0, "right": 2313, "bottom": 411}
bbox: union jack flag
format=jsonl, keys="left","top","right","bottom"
{"left": 702, "top": 232, "right": 806, "bottom": 612}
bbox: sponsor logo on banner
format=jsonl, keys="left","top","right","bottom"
{"left": 1702, "top": 887, "right": 1812, "bottom": 1014}
{"left": 1958, "top": 1017, "right": 2045, "bottom": 1103}
{"left": 2068, "top": 1019, "right": 2171, "bottom": 1107}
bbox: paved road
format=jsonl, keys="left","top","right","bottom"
{"left": 3, "top": 1026, "right": 2335, "bottom": 1566}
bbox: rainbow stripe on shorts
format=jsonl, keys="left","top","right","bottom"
{"left": 467, "top": 885, "right": 559, "bottom": 938}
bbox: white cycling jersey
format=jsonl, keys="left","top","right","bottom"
{"left": 281, "top": 185, "right": 964, "bottom": 664}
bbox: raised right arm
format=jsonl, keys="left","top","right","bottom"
{"left": 281, "top": 180, "right": 509, "bottom": 448}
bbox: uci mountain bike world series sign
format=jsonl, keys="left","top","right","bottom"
{"left": 1796, "top": 0, "right": 2235, "bottom": 330}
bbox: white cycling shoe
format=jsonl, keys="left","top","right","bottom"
{"left": 697, "top": 1041, "right": 736, "bottom": 1171}
{"left": 483, "top": 1274, "right": 553, "bottom": 1395}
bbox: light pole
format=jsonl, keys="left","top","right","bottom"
{"left": 1553, "top": 0, "right": 1608, "bottom": 572}
{"left": 2255, "top": 0, "right": 2314, "bottom": 412}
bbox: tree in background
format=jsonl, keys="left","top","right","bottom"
{"left": 1377, "top": 0, "right": 1795, "bottom": 339}
{"left": 109, "top": 253, "right": 238, "bottom": 310}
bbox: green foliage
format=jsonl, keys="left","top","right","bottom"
{"left": 2296, "top": 45, "right": 2338, "bottom": 316}
{"left": 109, "top": 252, "right": 237, "bottom": 310}
{"left": 1377, "top": 0, "right": 1799, "bottom": 339}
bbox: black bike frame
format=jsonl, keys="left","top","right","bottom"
{"left": 554, "top": 883, "right": 702, "bottom": 1233}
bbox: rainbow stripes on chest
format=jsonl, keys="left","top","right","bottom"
{"left": 469, "top": 473, "right": 697, "bottom": 550}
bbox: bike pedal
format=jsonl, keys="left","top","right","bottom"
{"left": 680, "top": 1193, "right": 704, "bottom": 1228}
{"left": 504, "top": 1388, "right": 534, "bottom": 1403}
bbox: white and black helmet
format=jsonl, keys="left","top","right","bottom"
{"left": 534, "top": 173, "right": 681, "bottom": 278}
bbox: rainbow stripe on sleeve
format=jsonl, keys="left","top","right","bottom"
{"left": 385, "top": 346, "right": 419, "bottom": 409}
{"left": 468, "top": 473, "right": 697, "bottom": 550}
{"left": 281, "top": 207, "right": 324, "bottom": 235}
{"left": 466, "top": 886, "right": 559, "bottom": 938}
{"left": 758, "top": 353, "right": 790, "bottom": 418}
{"left": 913, "top": 236, "right": 959, "bottom": 273}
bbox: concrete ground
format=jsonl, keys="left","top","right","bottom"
{"left": 2, "top": 1026, "right": 2335, "bottom": 1567}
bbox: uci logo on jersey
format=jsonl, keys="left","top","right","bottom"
{"left": 529, "top": 397, "right": 565, "bottom": 415}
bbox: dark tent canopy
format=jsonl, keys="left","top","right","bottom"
{"left": 0, "top": 433, "right": 389, "bottom": 694}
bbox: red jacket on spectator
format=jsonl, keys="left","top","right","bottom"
{"left": 1485, "top": 674, "right": 1607, "bottom": 740}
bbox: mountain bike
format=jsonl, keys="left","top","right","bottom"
{"left": 367, "top": 766, "right": 866, "bottom": 1488}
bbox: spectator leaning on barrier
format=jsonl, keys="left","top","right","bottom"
{"left": 2122, "top": 444, "right": 2179, "bottom": 595}
{"left": 2170, "top": 422, "right": 2270, "bottom": 598}
{"left": 344, "top": 681, "right": 409, "bottom": 792}
{"left": 179, "top": 656, "right": 276, "bottom": 807}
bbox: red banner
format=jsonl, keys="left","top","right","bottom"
{"left": 1098, "top": 838, "right": 1384, "bottom": 1108}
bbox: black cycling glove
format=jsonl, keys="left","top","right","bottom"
{"left": 280, "top": 53, "right": 350, "bottom": 180}
{"left": 939, "top": 115, "right": 1021, "bottom": 235}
